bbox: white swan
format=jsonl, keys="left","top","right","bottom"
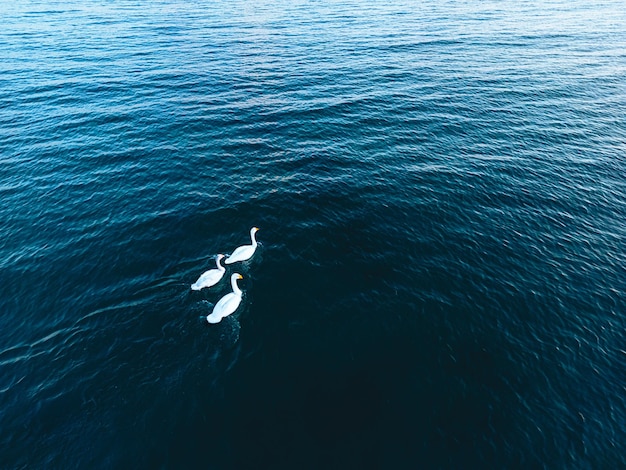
{"left": 224, "top": 227, "right": 259, "bottom": 265}
{"left": 191, "top": 254, "right": 226, "bottom": 291}
{"left": 206, "top": 273, "right": 244, "bottom": 324}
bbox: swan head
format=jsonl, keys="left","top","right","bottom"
{"left": 216, "top": 254, "right": 225, "bottom": 260}
{"left": 251, "top": 227, "right": 259, "bottom": 233}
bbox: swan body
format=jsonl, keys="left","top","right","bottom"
{"left": 225, "top": 227, "right": 259, "bottom": 265}
{"left": 207, "top": 273, "right": 244, "bottom": 324}
{"left": 191, "top": 254, "right": 226, "bottom": 291}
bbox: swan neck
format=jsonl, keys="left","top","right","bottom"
{"left": 250, "top": 230, "right": 258, "bottom": 247}
{"left": 216, "top": 257, "right": 225, "bottom": 271}
{"left": 231, "top": 276, "right": 242, "bottom": 295}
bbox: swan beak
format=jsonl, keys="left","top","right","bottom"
{"left": 237, "top": 274, "right": 243, "bottom": 279}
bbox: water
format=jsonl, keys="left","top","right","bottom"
{"left": 1, "top": 0, "right": 625, "bottom": 467}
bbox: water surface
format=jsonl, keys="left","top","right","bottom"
{"left": 1, "top": 0, "right": 625, "bottom": 468}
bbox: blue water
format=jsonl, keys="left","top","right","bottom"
{"left": 1, "top": 0, "right": 625, "bottom": 467}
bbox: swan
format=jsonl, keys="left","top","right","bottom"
{"left": 206, "top": 273, "right": 244, "bottom": 324}
{"left": 191, "top": 254, "right": 226, "bottom": 291}
{"left": 224, "top": 227, "right": 259, "bottom": 265}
